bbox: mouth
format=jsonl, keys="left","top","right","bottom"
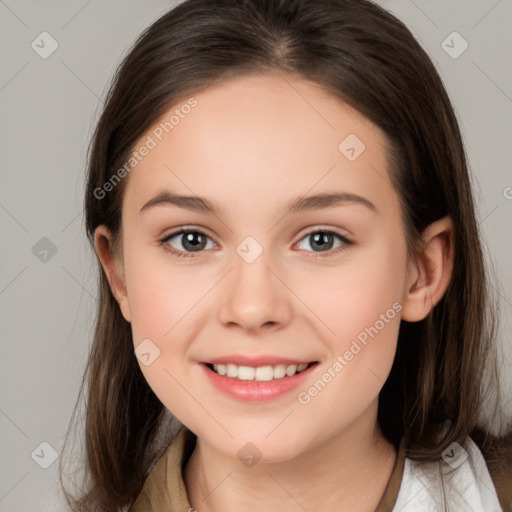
{"left": 200, "top": 359, "right": 319, "bottom": 402}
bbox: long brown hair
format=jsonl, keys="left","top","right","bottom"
{"left": 60, "top": 0, "right": 505, "bottom": 510}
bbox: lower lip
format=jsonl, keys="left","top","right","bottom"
{"left": 200, "top": 363, "right": 317, "bottom": 402}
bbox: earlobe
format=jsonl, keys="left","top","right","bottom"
{"left": 94, "top": 225, "right": 132, "bottom": 322}
{"left": 401, "top": 216, "right": 454, "bottom": 322}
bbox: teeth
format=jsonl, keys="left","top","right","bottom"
{"left": 238, "top": 366, "right": 255, "bottom": 381}
{"left": 212, "top": 362, "right": 310, "bottom": 381}
{"left": 285, "top": 364, "right": 297, "bottom": 376}
{"left": 227, "top": 364, "right": 238, "bottom": 378}
{"left": 255, "top": 366, "right": 274, "bottom": 381}
{"left": 273, "top": 364, "right": 286, "bottom": 379}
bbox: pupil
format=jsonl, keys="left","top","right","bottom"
{"left": 312, "top": 232, "right": 332, "bottom": 251}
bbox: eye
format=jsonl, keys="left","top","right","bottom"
{"left": 158, "top": 227, "right": 353, "bottom": 259}
{"left": 159, "top": 229, "right": 216, "bottom": 257}
{"left": 296, "top": 229, "right": 353, "bottom": 256}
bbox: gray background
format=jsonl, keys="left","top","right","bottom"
{"left": 0, "top": 1, "right": 511, "bottom": 510}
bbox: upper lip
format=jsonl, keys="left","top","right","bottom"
{"left": 203, "top": 355, "right": 317, "bottom": 367}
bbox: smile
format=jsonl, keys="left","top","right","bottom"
{"left": 201, "top": 359, "right": 319, "bottom": 402}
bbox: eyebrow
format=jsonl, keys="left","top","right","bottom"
{"left": 139, "top": 190, "right": 377, "bottom": 215}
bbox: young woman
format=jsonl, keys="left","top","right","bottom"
{"left": 60, "top": 0, "right": 512, "bottom": 510}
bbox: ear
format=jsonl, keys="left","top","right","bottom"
{"left": 401, "top": 216, "right": 454, "bottom": 322}
{"left": 94, "top": 225, "right": 132, "bottom": 322}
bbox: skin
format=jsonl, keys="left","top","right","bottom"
{"left": 95, "top": 72, "right": 454, "bottom": 511}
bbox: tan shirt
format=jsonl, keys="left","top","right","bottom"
{"left": 129, "top": 427, "right": 512, "bottom": 511}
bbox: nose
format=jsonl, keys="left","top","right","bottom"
{"left": 217, "top": 250, "right": 293, "bottom": 334}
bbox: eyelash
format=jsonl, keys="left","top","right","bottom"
{"left": 158, "top": 227, "right": 354, "bottom": 259}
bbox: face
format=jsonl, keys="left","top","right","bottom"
{"left": 108, "top": 73, "right": 413, "bottom": 462}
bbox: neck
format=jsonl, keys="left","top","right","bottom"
{"left": 184, "top": 400, "right": 397, "bottom": 512}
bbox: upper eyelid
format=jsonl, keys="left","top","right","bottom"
{"left": 161, "top": 227, "right": 218, "bottom": 247}
{"left": 161, "top": 226, "right": 217, "bottom": 241}
{"left": 300, "top": 226, "right": 352, "bottom": 240}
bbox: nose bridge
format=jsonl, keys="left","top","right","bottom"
{"left": 217, "top": 238, "right": 292, "bottom": 331}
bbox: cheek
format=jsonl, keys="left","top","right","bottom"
{"left": 307, "top": 240, "right": 407, "bottom": 348}
{"left": 123, "top": 242, "right": 208, "bottom": 342}
{"left": 121, "top": 243, "right": 206, "bottom": 421}
{"left": 121, "top": 241, "right": 215, "bottom": 409}
{"left": 297, "top": 235, "right": 407, "bottom": 410}
{"left": 295, "top": 259, "right": 404, "bottom": 430}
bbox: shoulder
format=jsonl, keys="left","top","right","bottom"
{"left": 393, "top": 435, "right": 509, "bottom": 511}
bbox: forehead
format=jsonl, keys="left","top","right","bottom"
{"left": 122, "top": 73, "right": 397, "bottom": 219}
